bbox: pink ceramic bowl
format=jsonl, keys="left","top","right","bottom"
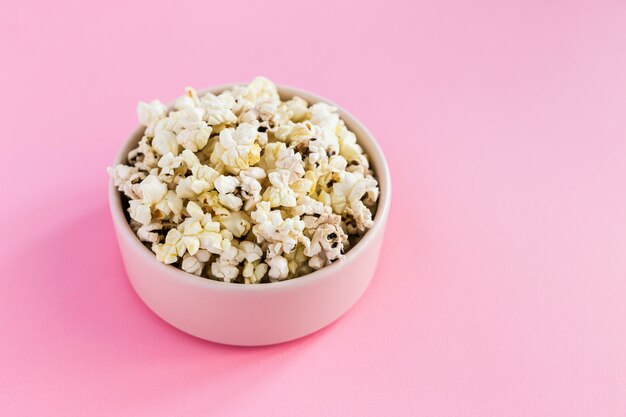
{"left": 109, "top": 84, "right": 391, "bottom": 346}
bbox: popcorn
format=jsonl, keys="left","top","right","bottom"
{"left": 210, "top": 245, "right": 240, "bottom": 283}
{"left": 220, "top": 211, "right": 251, "bottom": 238}
{"left": 303, "top": 212, "right": 348, "bottom": 266}
{"left": 175, "top": 108, "right": 212, "bottom": 150}
{"left": 175, "top": 151, "right": 220, "bottom": 199}
{"left": 199, "top": 92, "right": 238, "bottom": 125}
{"left": 244, "top": 262, "right": 268, "bottom": 284}
{"left": 291, "top": 195, "right": 327, "bottom": 217}
{"left": 110, "top": 77, "right": 379, "bottom": 284}
{"left": 284, "top": 96, "right": 309, "bottom": 122}
{"left": 239, "top": 167, "right": 265, "bottom": 211}
{"left": 251, "top": 202, "right": 305, "bottom": 255}
{"left": 214, "top": 175, "right": 239, "bottom": 194}
{"left": 157, "top": 152, "right": 182, "bottom": 177}
{"left": 267, "top": 255, "right": 289, "bottom": 281}
{"left": 174, "top": 87, "right": 200, "bottom": 110}
{"left": 153, "top": 229, "right": 186, "bottom": 264}
{"left": 330, "top": 171, "right": 378, "bottom": 217}
{"left": 137, "top": 100, "right": 168, "bottom": 137}
{"left": 264, "top": 170, "right": 297, "bottom": 208}
{"left": 108, "top": 164, "right": 145, "bottom": 199}
{"left": 210, "top": 124, "right": 261, "bottom": 173}
{"left": 138, "top": 175, "right": 167, "bottom": 205}
{"left": 153, "top": 190, "right": 184, "bottom": 223}
{"left": 274, "top": 147, "right": 305, "bottom": 183}
{"left": 181, "top": 250, "right": 211, "bottom": 276}
{"left": 176, "top": 120, "right": 211, "bottom": 152}
{"left": 214, "top": 175, "right": 243, "bottom": 211}
{"left": 237, "top": 241, "right": 263, "bottom": 263}
{"left": 152, "top": 125, "right": 178, "bottom": 156}
{"left": 338, "top": 126, "right": 369, "bottom": 172}
{"left": 126, "top": 175, "right": 170, "bottom": 225}
{"left": 136, "top": 222, "right": 163, "bottom": 243}
{"left": 309, "top": 102, "right": 341, "bottom": 132}
{"left": 128, "top": 200, "right": 152, "bottom": 225}
{"left": 128, "top": 136, "right": 160, "bottom": 172}
{"left": 181, "top": 201, "right": 223, "bottom": 254}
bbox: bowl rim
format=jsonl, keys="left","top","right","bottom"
{"left": 109, "top": 83, "right": 391, "bottom": 293}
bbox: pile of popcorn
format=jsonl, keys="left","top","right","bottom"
{"left": 109, "top": 77, "right": 379, "bottom": 284}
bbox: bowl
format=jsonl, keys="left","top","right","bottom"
{"left": 109, "top": 83, "right": 391, "bottom": 346}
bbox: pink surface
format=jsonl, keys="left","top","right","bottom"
{"left": 1, "top": 0, "right": 625, "bottom": 415}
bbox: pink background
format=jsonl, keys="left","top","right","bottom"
{"left": 1, "top": 0, "right": 626, "bottom": 415}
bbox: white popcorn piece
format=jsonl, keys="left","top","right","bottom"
{"left": 153, "top": 190, "right": 184, "bottom": 223}
{"left": 274, "top": 147, "right": 305, "bottom": 183}
{"left": 258, "top": 142, "right": 288, "bottom": 172}
{"left": 109, "top": 77, "right": 380, "bottom": 283}
{"left": 108, "top": 164, "right": 145, "bottom": 199}
{"left": 264, "top": 170, "right": 297, "bottom": 208}
{"left": 136, "top": 222, "right": 163, "bottom": 243}
{"left": 237, "top": 240, "right": 266, "bottom": 283}
{"left": 176, "top": 124, "right": 211, "bottom": 152}
{"left": 157, "top": 152, "right": 182, "bottom": 176}
{"left": 177, "top": 201, "right": 223, "bottom": 255}
{"left": 214, "top": 175, "right": 243, "bottom": 211}
{"left": 197, "top": 191, "right": 230, "bottom": 217}
{"left": 137, "top": 100, "right": 168, "bottom": 137}
{"left": 338, "top": 126, "right": 369, "bottom": 172}
{"left": 174, "top": 87, "right": 200, "bottom": 110}
{"left": 309, "top": 102, "right": 341, "bottom": 132}
{"left": 199, "top": 92, "right": 238, "bottom": 125}
{"left": 284, "top": 96, "right": 309, "bottom": 122}
{"left": 128, "top": 136, "right": 161, "bottom": 172}
{"left": 211, "top": 245, "right": 240, "bottom": 283}
{"left": 240, "top": 96, "right": 278, "bottom": 123}
{"left": 290, "top": 177, "right": 314, "bottom": 198}
{"left": 330, "top": 171, "right": 378, "bottom": 215}
{"left": 251, "top": 202, "right": 305, "bottom": 254}
{"left": 152, "top": 126, "right": 178, "bottom": 156}
{"left": 233, "top": 76, "right": 280, "bottom": 109}
{"left": 181, "top": 249, "right": 211, "bottom": 276}
{"left": 239, "top": 167, "right": 265, "bottom": 211}
{"left": 174, "top": 107, "right": 212, "bottom": 152}
{"left": 220, "top": 211, "right": 251, "bottom": 238}
{"left": 308, "top": 254, "right": 325, "bottom": 270}
{"left": 303, "top": 212, "right": 347, "bottom": 264}
{"left": 329, "top": 155, "right": 349, "bottom": 173}
{"left": 267, "top": 255, "right": 289, "bottom": 281}
{"left": 244, "top": 262, "right": 268, "bottom": 284}
{"left": 128, "top": 200, "right": 152, "bottom": 225}
{"left": 292, "top": 245, "right": 311, "bottom": 275}
{"left": 219, "top": 191, "right": 243, "bottom": 212}
{"left": 153, "top": 228, "right": 187, "bottom": 264}
{"left": 272, "top": 103, "right": 293, "bottom": 126}
{"left": 210, "top": 124, "right": 261, "bottom": 173}
{"left": 138, "top": 175, "right": 168, "bottom": 205}
{"left": 175, "top": 151, "right": 220, "bottom": 199}
{"left": 291, "top": 195, "right": 327, "bottom": 217}
{"left": 348, "top": 200, "right": 374, "bottom": 232}
{"left": 237, "top": 241, "right": 263, "bottom": 263}
{"left": 214, "top": 175, "right": 240, "bottom": 194}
